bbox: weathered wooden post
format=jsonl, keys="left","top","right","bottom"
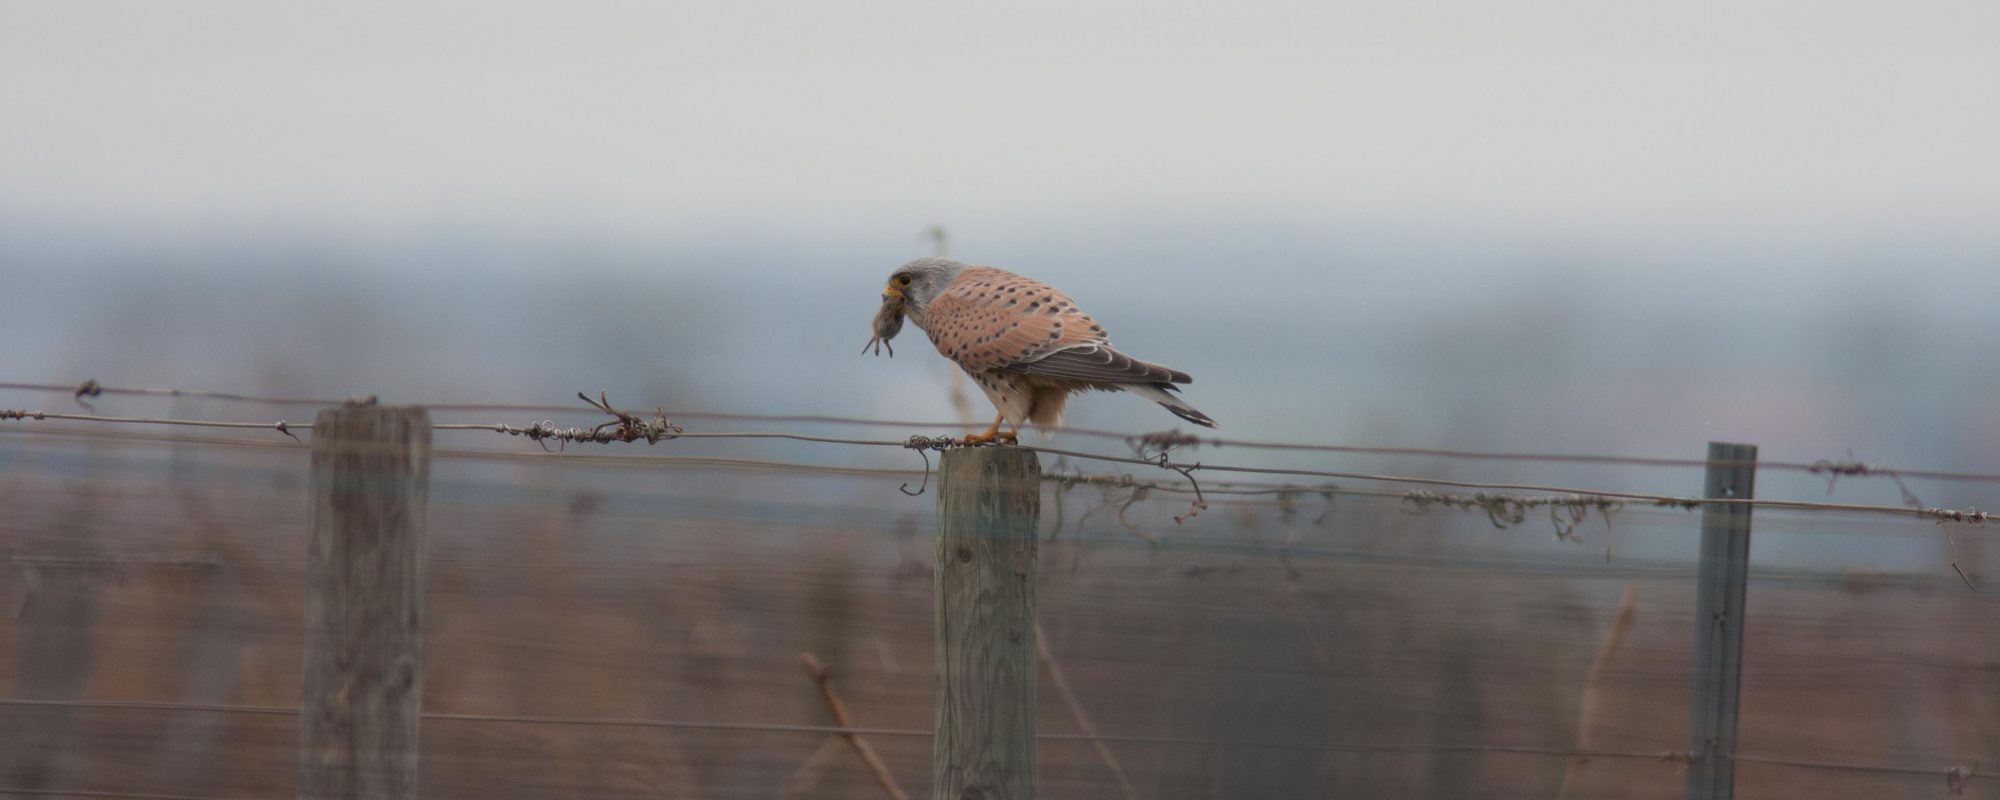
{"left": 934, "top": 448, "right": 1040, "bottom": 800}
{"left": 301, "top": 402, "right": 431, "bottom": 800}
{"left": 1686, "top": 442, "right": 1756, "bottom": 800}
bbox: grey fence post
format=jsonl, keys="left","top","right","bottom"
{"left": 1686, "top": 441, "right": 1756, "bottom": 800}
{"left": 301, "top": 402, "right": 431, "bottom": 800}
{"left": 934, "top": 447, "right": 1040, "bottom": 800}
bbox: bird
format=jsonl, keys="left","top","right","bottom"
{"left": 865, "top": 257, "right": 1215, "bottom": 444}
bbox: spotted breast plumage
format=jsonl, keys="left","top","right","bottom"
{"left": 864, "top": 257, "right": 1215, "bottom": 444}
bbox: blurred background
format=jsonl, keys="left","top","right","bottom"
{"left": 2, "top": 2, "right": 1996, "bottom": 798}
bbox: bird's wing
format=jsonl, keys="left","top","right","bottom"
{"left": 923, "top": 267, "right": 1190, "bottom": 385}
{"left": 1011, "top": 345, "right": 1191, "bottom": 385}
{"left": 923, "top": 266, "right": 1107, "bottom": 372}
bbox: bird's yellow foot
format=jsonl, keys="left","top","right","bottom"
{"left": 961, "top": 427, "right": 1020, "bottom": 446}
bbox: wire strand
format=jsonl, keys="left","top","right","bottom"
{"left": 2, "top": 413, "right": 1991, "bottom": 524}
{"left": 0, "top": 426, "right": 1971, "bottom": 532}
{"left": 0, "top": 789, "right": 242, "bottom": 800}
{"left": 8, "top": 380, "right": 1998, "bottom": 484}
{"left": 1, "top": 698, "right": 1986, "bottom": 783}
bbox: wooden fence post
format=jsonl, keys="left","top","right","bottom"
{"left": 934, "top": 448, "right": 1040, "bottom": 800}
{"left": 301, "top": 402, "right": 431, "bottom": 800}
{"left": 1686, "top": 442, "right": 1756, "bottom": 800}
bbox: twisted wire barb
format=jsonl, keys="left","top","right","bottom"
{"left": 1810, "top": 455, "right": 1923, "bottom": 506}
{"left": 455, "top": 391, "right": 683, "bottom": 450}
{"left": 1401, "top": 490, "right": 1626, "bottom": 543}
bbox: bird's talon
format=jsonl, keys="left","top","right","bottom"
{"left": 960, "top": 429, "right": 1019, "bottom": 447}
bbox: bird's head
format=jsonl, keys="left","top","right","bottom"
{"left": 882, "top": 257, "right": 964, "bottom": 323}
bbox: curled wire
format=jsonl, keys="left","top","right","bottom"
{"left": 1145, "top": 452, "right": 1209, "bottom": 525}
{"left": 898, "top": 435, "right": 960, "bottom": 496}
{"left": 1402, "top": 490, "right": 1624, "bottom": 543}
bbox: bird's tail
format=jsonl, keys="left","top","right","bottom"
{"left": 1123, "top": 383, "right": 1217, "bottom": 429}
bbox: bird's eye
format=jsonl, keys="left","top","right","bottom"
{"left": 896, "top": 275, "right": 913, "bottom": 286}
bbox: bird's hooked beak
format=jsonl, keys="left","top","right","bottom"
{"left": 881, "top": 282, "right": 904, "bottom": 300}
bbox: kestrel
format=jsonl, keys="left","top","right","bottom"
{"left": 866, "top": 257, "right": 1215, "bottom": 444}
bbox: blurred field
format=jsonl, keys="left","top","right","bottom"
{"left": 5, "top": 2, "right": 1996, "bottom": 796}
{"left": 1, "top": 426, "right": 1994, "bottom": 799}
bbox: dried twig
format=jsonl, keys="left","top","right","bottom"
{"left": 1113, "top": 486, "right": 1162, "bottom": 546}
{"left": 1242, "top": 523, "right": 1327, "bottom": 668}
{"left": 1035, "top": 622, "right": 1139, "bottom": 800}
{"left": 778, "top": 737, "right": 849, "bottom": 800}
{"left": 798, "top": 652, "right": 910, "bottom": 800}
{"left": 1938, "top": 523, "right": 1979, "bottom": 591}
{"left": 1557, "top": 587, "right": 1640, "bottom": 800}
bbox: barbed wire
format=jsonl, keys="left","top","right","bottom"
{"left": 1, "top": 396, "right": 1990, "bottom": 588}
{"left": 0, "top": 697, "right": 1985, "bottom": 789}
{"left": 7, "top": 542, "right": 1979, "bottom": 592}
{"left": 0, "top": 409, "right": 308, "bottom": 441}
{"left": 1021, "top": 440, "right": 1993, "bottom": 526}
{"left": 8, "top": 379, "right": 1999, "bottom": 485}
{"left": 0, "top": 425, "right": 1962, "bottom": 531}
{"left": 7, "top": 428, "right": 1978, "bottom": 590}
{"left": 6, "top": 384, "right": 1991, "bottom": 793}
{"left": 0, "top": 424, "right": 1649, "bottom": 546}
{"left": 2, "top": 404, "right": 1991, "bottom": 527}
{"left": 0, "top": 425, "right": 1957, "bottom": 526}
{"left": 1, "top": 413, "right": 1985, "bottom": 585}
{"left": 0, "top": 788, "right": 238, "bottom": 800}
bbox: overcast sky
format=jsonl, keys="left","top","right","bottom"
{"left": 2, "top": 1, "right": 1995, "bottom": 249}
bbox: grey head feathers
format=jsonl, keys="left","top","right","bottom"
{"left": 886, "top": 257, "right": 965, "bottom": 322}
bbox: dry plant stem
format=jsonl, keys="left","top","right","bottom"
{"left": 1556, "top": 586, "right": 1640, "bottom": 800}
{"left": 947, "top": 369, "right": 975, "bottom": 427}
{"left": 1277, "top": 583, "right": 1331, "bottom": 670}
{"left": 1034, "top": 620, "right": 1140, "bottom": 800}
{"left": 1245, "top": 525, "right": 1330, "bottom": 669}
{"left": 798, "top": 652, "right": 911, "bottom": 800}
{"left": 1942, "top": 527, "right": 1978, "bottom": 591}
{"left": 778, "top": 736, "right": 850, "bottom": 800}
{"left": 1280, "top": 572, "right": 1328, "bottom": 672}
{"left": 925, "top": 225, "right": 975, "bottom": 426}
